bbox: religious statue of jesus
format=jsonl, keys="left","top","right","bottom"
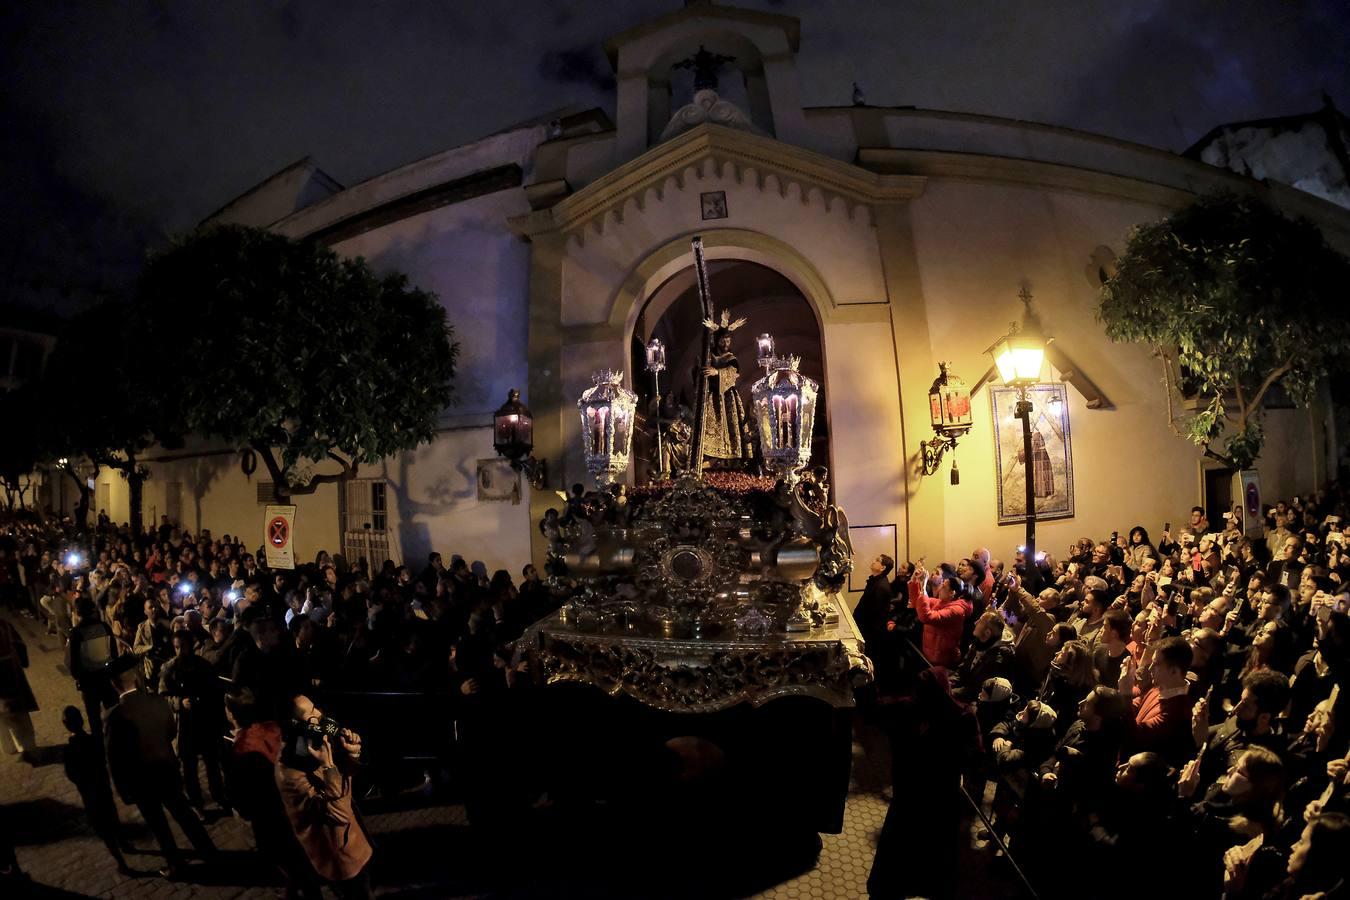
{"left": 697, "top": 310, "right": 752, "bottom": 467}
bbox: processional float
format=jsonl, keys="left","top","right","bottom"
{"left": 518, "top": 236, "right": 871, "bottom": 718}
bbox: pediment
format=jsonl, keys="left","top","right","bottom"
{"left": 509, "top": 124, "right": 925, "bottom": 243}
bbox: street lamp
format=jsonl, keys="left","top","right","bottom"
{"left": 987, "top": 319, "right": 1046, "bottom": 589}
{"left": 645, "top": 338, "right": 667, "bottom": 480}
{"left": 493, "top": 389, "right": 547, "bottom": 490}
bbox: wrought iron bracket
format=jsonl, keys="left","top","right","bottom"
{"left": 510, "top": 455, "right": 548, "bottom": 491}
{"left": 920, "top": 433, "right": 960, "bottom": 477}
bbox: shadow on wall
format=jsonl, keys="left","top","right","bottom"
{"left": 383, "top": 447, "right": 476, "bottom": 570}
{"left": 361, "top": 211, "right": 529, "bottom": 418}
{"left": 182, "top": 453, "right": 234, "bottom": 535}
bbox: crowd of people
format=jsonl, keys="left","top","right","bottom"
{"left": 0, "top": 511, "right": 559, "bottom": 895}
{"left": 853, "top": 498, "right": 1350, "bottom": 899}
{"left": 2, "top": 490, "right": 1349, "bottom": 899}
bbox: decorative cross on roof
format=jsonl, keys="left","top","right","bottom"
{"left": 674, "top": 44, "right": 736, "bottom": 92}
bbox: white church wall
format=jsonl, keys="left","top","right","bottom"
{"left": 905, "top": 178, "right": 1324, "bottom": 565}
{"left": 374, "top": 427, "right": 533, "bottom": 578}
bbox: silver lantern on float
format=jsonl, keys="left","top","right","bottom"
{"left": 751, "top": 355, "right": 818, "bottom": 484}
{"left": 577, "top": 370, "right": 638, "bottom": 488}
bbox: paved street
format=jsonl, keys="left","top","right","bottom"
{"left": 2, "top": 610, "right": 1010, "bottom": 899}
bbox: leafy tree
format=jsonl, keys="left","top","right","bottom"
{"left": 1099, "top": 192, "right": 1350, "bottom": 469}
{"left": 134, "top": 224, "right": 458, "bottom": 500}
{"left": 41, "top": 301, "right": 173, "bottom": 531}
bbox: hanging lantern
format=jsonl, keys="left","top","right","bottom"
{"left": 577, "top": 370, "right": 638, "bottom": 487}
{"left": 644, "top": 338, "right": 666, "bottom": 374}
{"left": 751, "top": 356, "right": 818, "bottom": 483}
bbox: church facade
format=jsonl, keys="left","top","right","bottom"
{"left": 85, "top": 2, "right": 1350, "bottom": 583}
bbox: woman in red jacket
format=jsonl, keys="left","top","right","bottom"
{"left": 908, "top": 563, "right": 973, "bottom": 667}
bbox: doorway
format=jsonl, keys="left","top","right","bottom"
{"left": 1203, "top": 466, "right": 1236, "bottom": 530}
{"left": 629, "top": 259, "right": 829, "bottom": 484}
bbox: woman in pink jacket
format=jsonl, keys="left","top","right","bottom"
{"left": 907, "top": 563, "right": 973, "bottom": 667}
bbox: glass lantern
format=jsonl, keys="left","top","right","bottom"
{"left": 644, "top": 338, "right": 666, "bottom": 373}
{"left": 577, "top": 370, "right": 638, "bottom": 487}
{"left": 751, "top": 356, "right": 819, "bottom": 483}
{"left": 493, "top": 389, "right": 534, "bottom": 462}
{"left": 987, "top": 321, "right": 1045, "bottom": 387}
{"left": 755, "top": 333, "right": 775, "bottom": 372}
{"left": 927, "top": 363, "right": 973, "bottom": 438}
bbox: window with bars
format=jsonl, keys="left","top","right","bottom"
{"left": 342, "top": 479, "right": 393, "bottom": 570}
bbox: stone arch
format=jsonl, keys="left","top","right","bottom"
{"left": 610, "top": 228, "right": 838, "bottom": 482}
{"left": 609, "top": 228, "right": 837, "bottom": 350}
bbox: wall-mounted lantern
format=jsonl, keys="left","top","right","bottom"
{"left": 921, "top": 362, "right": 973, "bottom": 484}
{"left": 493, "top": 388, "right": 547, "bottom": 490}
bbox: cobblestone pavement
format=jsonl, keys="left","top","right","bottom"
{"left": 2, "top": 611, "right": 1014, "bottom": 899}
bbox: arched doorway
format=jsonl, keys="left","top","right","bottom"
{"left": 628, "top": 259, "right": 829, "bottom": 483}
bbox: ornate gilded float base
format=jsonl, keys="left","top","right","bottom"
{"left": 521, "top": 600, "right": 871, "bottom": 714}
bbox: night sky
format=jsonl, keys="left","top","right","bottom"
{"left": 3, "top": 0, "right": 1347, "bottom": 314}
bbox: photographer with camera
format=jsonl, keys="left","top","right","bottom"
{"left": 275, "top": 694, "right": 372, "bottom": 899}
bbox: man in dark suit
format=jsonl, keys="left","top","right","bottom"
{"left": 105, "top": 656, "right": 216, "bottom": 878}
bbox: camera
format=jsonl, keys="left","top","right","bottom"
{"left": 64, "top": 551, "right": 83, "bottom": 569}
{"left": 225, "top": 589, "right": 239, "bottom": 603}
{"left": 177, "top": 581, "right": 193, "bottom": 595}
{"left": 304, "top": 716, "right": 343, "bottom": 740}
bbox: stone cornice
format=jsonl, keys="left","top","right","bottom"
{"left": 508, "top": 124, "right": 925, "bottom": 243}
{"left": 858, "top": 147, "right": 1197, "bottom": 207}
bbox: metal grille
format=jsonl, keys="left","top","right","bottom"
{"left": 256, "top": 482, "right": 280, "bottom": 504}
{"left": 342, "top": 479, "right": 393, "bottom": 570}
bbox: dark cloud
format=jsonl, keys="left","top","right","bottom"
{"left": 539, "top": 45, "right": 617, "bottom": 92}
{"left": 1, "top": 0, "right": 1345, "bottom": 315}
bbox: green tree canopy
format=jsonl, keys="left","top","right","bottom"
{"left": 1098, "top": 192, "right": 1350, "bottom": 469}
{"left": 134, "top": 224, "right": 458, "bottom": 499}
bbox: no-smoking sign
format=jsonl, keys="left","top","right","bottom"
{"left": 263, "top": 505, "right": 296, "bottom": 569}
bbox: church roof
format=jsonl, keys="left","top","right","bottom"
{"left": 201, "top": 156, "right": 344, "bottom": 229}
{"left": 603, "top": 1, "right": 800, "bottom": 69}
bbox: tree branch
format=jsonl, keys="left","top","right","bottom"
{"left": 249, "top": 441, "right": 292, "bottom": 500}
{"left": 1157, "top": 347, "right": 1189, "bottom": 439}
{"left": 1238, "top": 357, "right": 1295, "bottom": 432}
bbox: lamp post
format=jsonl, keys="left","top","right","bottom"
{"left": 645, "top": 338, "right": 667, "bottom": 480}
{"left": 492, "top": 389, "right": 547, "bottom": 490}
{"left": 987, "top": 320, "right": 1046, "bottom": 590}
